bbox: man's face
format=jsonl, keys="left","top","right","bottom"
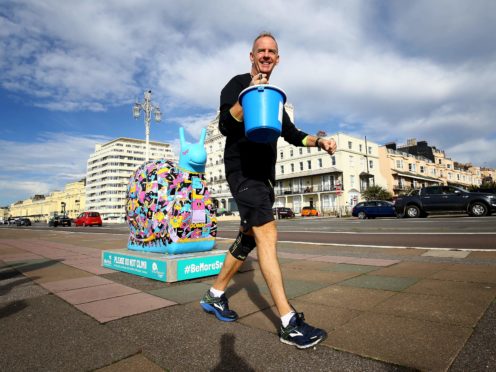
{"left": 250, "top": 36, "right": 279, "bottom": 75}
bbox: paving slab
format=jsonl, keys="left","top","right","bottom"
{"left": 280, "top": 259, "right": 337, "bottom": 271}
{"left": 339, "top": 275, "right": 419, "bottom": 292}
{"left": 327, "top": 312, "right": 473, "bottom": 371}
{"left": 148, "top": 282, "right": 211, "bottom": 304}
{"left": 297, "top": 285, "right": 396, "bottom": 311}
{"left": 16, "top": 261, "right": 95, "bottom": 283}
{"left": 405, "top": 278, "right": 496, "bottom": 304}
{"left": 370, "top": 261, "right": 451, "bottom": 278}
{"left": 57, "top": 283, "right": 142, "bottom": 305}
{"left": 101, "top": 271, "right": 173, "bottom": 292}
{"left": 40, "top": 275, "right": 114, "bottom": 292}
{"left": 309, "top": 255, "right": 356, "bottom": 263}
{"left": 0, "top": 294, "right": 140, "bottom": 371}
{"left": 372, "top": 292, "right": 490, "bottom": 326}
{"left": 345, "top": 258, "right": 401, "bottom": 266}
{"left": 282, "top": 267, "right": 361, "bottom": 284}
{"left": 429, "top": 269, "right": 496, "bottom": 284}
{"left": 422, "top": 250, "right": 470, "bottom": 258}
{"left": 322, "top": 263, "right": 381, "bottom": 274}
{"left": 75, "top": 292, "right": 177, "bottom": 323}
{"left": 444, "top": 263, "right": 496, "bottom": 273}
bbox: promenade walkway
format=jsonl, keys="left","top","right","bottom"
{"left": 1, "top": 228, "right": 495, "bottom": 371}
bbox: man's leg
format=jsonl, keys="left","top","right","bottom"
{"left": 252, "top": 220, "right": 292, "bottom": 317}
{"left": 200, "top": 229, "right": 256, "bottom": 322}
{"left": 211, "top": 250, "right": 244, "bottom": 291}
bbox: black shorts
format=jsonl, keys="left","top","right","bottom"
{"left": 228, "top": 175, "right": 275, "bottom": 232}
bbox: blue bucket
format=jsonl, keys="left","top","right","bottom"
{"left": 239, "top": 84, "right": 287, "bottom": 143}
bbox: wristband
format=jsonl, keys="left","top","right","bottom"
{"left": 316, "top": 137, "right": 322, "bottom": 148}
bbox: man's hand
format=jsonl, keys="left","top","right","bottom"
{"left": 318, "top": 138, "right": 337, "bottom": 155}
{"left": 249, "top": 73, "right": 268, "bottom": 86}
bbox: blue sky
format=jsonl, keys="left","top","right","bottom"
{"left": 1, "top": 0, "right": 496, "bottom": 206}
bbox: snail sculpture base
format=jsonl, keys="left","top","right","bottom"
{"left": 101, "top": 248, "right": 228, "bottom": 282}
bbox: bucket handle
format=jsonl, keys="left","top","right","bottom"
{"left": 257, "top": 85, "right": 265, "bottom": 92}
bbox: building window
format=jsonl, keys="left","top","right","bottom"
{"left": 280, "top": 165, "right": 284, "bottom": 174}
{"left": 318, "top": 158, "right": 323, "bottom": 167}
{"left": 350, "top": 175, "right": 355, "bottom": 187}
{"left": 307, "top": 160, "right": 312, "bottom": 169}
{"left": 290, "top": 149, "right": 293, "bottom": 156}
{"left": 369, "top": 160, "right": 373, "bottom": 169}
{"left": 299, "top": 148, "right": 303, "bottom": 155}
{"left": 359, "top": 144, "right": 363, "bottom": 152}
{"left": 331, "top": 156, "right": 336, "bottom": 166}
{"left": 300, "top": 162, "right": 304, "bottom": 171}
{"left": 368, "top": 146, "right": 372, "bottom": 154}
{"left": 349, "top": 155, "right": 354, "bottom": 166}
{"left": 348, "top": 141, "right": 352, "bottom": 150}
{"left": 420, "top": 166, "right": 425, "bottom": 173}
{"left": 291, "top": 163, "right": 294, "bottom": 172}
{"left": 280, "top": 151, "right": 284, "bottom": 160}
{"left": 307, "top": 148, "right": 311, "bottom": 154}
{"left": 409, "top": 163, "right": 416, "bottom": 172}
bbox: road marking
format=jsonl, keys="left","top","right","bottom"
{"left": 220, "top": 229, "right": 496, "bottom": 235}
{"left": 215, "top": 237, "right": 492, "bottom": 251}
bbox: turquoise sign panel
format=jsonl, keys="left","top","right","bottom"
{"left": 102, "top": 251, "right": 166, "bottom": 281}
{"left": 177, "top": 254, "right": 225, "bottom": 281}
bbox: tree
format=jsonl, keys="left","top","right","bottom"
{"left": 361, "top": 185, "right": 393, "bottom": 201}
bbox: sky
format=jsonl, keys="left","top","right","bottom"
{"left": 1, "top": 0, "right": 496, "bottom": 206}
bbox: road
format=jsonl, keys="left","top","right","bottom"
{"left": 4, "top": 214, "right": 496, "bottom": 251}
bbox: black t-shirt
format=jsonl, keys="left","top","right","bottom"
{"left": 219, "top": 73, "right": 308, "bottom": 187}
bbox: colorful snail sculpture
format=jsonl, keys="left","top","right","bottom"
{"left": 126, "top": 127, "right": 217, "bottom": 254}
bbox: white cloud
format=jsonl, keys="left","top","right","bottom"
{"left": 0, "top": 132, "right": 110, "bottom": 205}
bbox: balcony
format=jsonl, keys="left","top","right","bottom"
{"left": 275, "top": 184, "right": 337, "bottom": 196}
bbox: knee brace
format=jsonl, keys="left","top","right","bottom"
{"left": 229, "top": 231, "right": 256, "bottom": 261}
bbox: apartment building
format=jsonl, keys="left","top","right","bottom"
{"left": 8, "top": 180, "right": 86, "bottom": 221}
{"left": 380, "top": 139, "right": 483, "bottom": 197}
{"left": 205, "top": 108, "right": 385, "bottom": 215}
{"left": 379, "top": 145, "right": 441, "bottom": 196}
{"left": 85, "top": 138, "right": 175, "bottom": 222}
{"left": 275, "top": 132, "right": 384, "bottom": 214}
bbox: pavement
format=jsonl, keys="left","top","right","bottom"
{"left": 1, "top": 227, "right": 496, "bottom": 371}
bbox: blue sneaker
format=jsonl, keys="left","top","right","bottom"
{"left": 200, "top": 290, "right": 238, "bottom": 322}
{"left": 279, "top": 312, "right": 327, "bottom": 349}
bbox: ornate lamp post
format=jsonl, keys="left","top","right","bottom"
{"left": 133, "top": 90, "right": 162, "bottom": 162}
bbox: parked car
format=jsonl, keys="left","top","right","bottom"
{"left": 74, "top": 212, "right": 102, "bottom": 227}
{"left": 48, "top": 215, "right": 72, "bottom": 227}
{"left": 273, "top": 207, "right": 295, "bottom": 219}
{"left": 16, "top": 217, "right": 32, "bottom": 226}
{"left": 352, "top": 200, "right": 396, "bottom": 219}
{"left": 301, "top": 206, "right": 319, "bottom": 217}
{"left": 395, "top": 186, "right": 496, "bottom": 218}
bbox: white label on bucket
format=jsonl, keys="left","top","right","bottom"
{"left": 278, "top": 101, "right": 283, "bottom": 123}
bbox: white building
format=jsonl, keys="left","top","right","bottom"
{"left": 205, "top": 107, "right": 386, "bottom": 216}
{"left": 85, "top": 138, "right": 175, "bottom": 222}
